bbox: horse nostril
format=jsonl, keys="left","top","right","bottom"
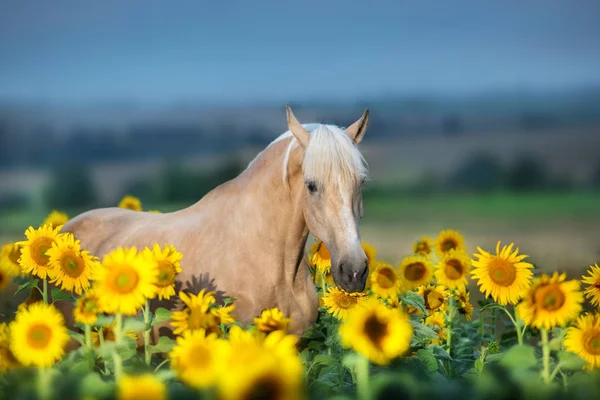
{"left": 339, "top": 263, "right": 345, "bottom": 275}
{"left": 360, "top": 265, "right": 368, "bottom": 278}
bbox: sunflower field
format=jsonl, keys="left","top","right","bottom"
{"left": 1, "top": 196, "right": 600, "bottom": 400}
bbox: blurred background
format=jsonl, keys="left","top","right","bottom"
{"left": 1, "top": 0, "right": 599, "bottom": 279}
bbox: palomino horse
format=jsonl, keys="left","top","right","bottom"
{"left": 58, "top": 106, "right": 371, "bottom": 339}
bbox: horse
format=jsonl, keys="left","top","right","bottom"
{"left": 57, "top": 105, "right": 371, "bottom": 341}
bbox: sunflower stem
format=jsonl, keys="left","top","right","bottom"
{"left": 84, "top": 324, "right": 94, "bottom": 370}
{"left": 541, "top": 328, "right": 551, "bottom": 384}
{"left": 42, "top": 279, "right": 48, "bottom": 305}
{"left": 355, "top": 354, "right": 371, "bottom": 400}
{"left": 37, "top": 367, "right": 51, "bottom": 400}
{"left": 446, "top": 297, "right": 455, "bottom": 356}
{"left": 143, "top": 299, "right": 152, "bottom": 366}
{"left": 112, "top": 313, "right": 124, "bottom": 381}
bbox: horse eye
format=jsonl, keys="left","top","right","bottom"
{"left": 306, "top": 181, "right": 317, "bottom": 193}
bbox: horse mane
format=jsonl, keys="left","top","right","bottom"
{"left": 248, "top": 123, "right": 368, "bottom": 188}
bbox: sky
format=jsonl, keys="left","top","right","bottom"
{"left": 1, "top": 0, "right": 599, "bottom": 104}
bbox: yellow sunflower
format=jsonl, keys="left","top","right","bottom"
{"left": 564, "top": 313, "right": 600, "bottom": 370}
{"left": 9, "top": 302, "right": 69, "bottom": 367}
{"left": 517, "top": 272, "right": 583, "bottom": 330}
{"left": 47, "top": 233, "right": 98, "bottom": 295}
{"left": 369, "top": 261, "right": 402, "bottom": 299}
{"left": 19, "top": 224, "right": 63, "bottom": 279}
{"left": 0, "top": 243, "right": 23, "bottom": 276}
{"left": 416, "top": 284, "right": 450, "bottom": 314}
{"left": 0, "top": 322, "right": 20, "bottom": 372}
{"left": 582, "top": 264, "right": 600, "bottom": 308}
{"left": 169, "top": 329, "right": 223, "bottom": 389}
{"left": 41, "top": 210, "right": 69, "bottom": 229}
{"left": 73, "top": 290, "right": 101, "bottom": 325}
{"left": 170, "top": 290, "right": 235, "bottom": 336}
{"left": 398, "top": 255, "right": 433, "bottom": 290}
{"left": 254, "top": 308, "right": 292, "bottom": 333}
{"left": 362, "top": 241, "right": 377, "bottom": 265}
{"left": 435, "top": 250, "right": 471, "bottom": 290}
{"left": 90, "top": 322, "right": 138, "bottom": 346}
{"left": 0, "top": 268, "right": 10, "bottom": 292}
{"left": 142, "top": 243, "right": 182, "bottom": 300}
{"left": 117, "top": 374, "right": 167, "bottom": 400}
{"left": 339, "top": 297, "right": 413, "bottom": 365}
{"left": 455, "top": 286, "right": 474, "bottom": 321}
{"left": 321, "top": 286, "right": 368, "bottom": 320}
{"left": 218, "top": 329, "right": 304, "bottom": 400}
{"left": 471, "top": 241, "right": 535, "bottom": 305}
{"left": 93, "top": 247, "right": 158, "bottom": 315}
{"left": 425, "top": 311, "right": 447, "bottom": 344}
{"left": 118, "top": 195, "right": 142, "bottom": 211}
{"left": 413, "top": 236, "right": 433, "bottom": 257}
{"left": 308, "top": 239, "right": 331, "bottom": 275}
{"left": 434, "top": 229, "right": 466, "bottom": 258}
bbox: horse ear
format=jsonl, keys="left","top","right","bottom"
{"left": 345, "top": 109, "right": 369, "bottom": 144}
{"left": 286, "top": 105, "right": 310, "bottom": 148}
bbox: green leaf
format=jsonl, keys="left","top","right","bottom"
{"left": 69, "top": 330, "right": 86, "bottom": 346}
{"left": 122, "top": 318, "right": 146, "bottom": 333}
{"left": 51, "top": 287, "right": 74, "bottom": 304}
{"left": 155, "top": 369, "right": 176, "bottom": 382}
{"left": 68, "top": 359, "right": 92, "bottom": 375}
{"left": 79, "top": 372, "right": 114, "bottom": 399}
{"left": 153, "top": 307, "right": 172, "bottom": 325}
{"left": 119, "top": 337, "right": 139, "bottom": 361}
{"left": 149, "top": 336, "right": 174, "bottom": 354}
{"left": 415, "top": 349, "right": 438, "bottom": 372}
{"left": 92, "top": 314, "right": 115, "bottom": 328}
{"left": 96, "top": 342, "right": 118, "bottom": 359}
{"left": 485, "top": 353, "right": 504, "bottom": 363}
{"left": 312, "top": 354, "right": 336, "bottom": 367}
{"left": 15, "top": 279, "right": 39, "bottom": 295}
{"left": 498, "top": 345, "right": 538, "bottom": 370}
{"left": 223, "top": 297, "right": 237, "bottom": 306}
{"left": 557, "top": 351, "right": 587, "bottom": 371}
{"left": 412, "top": 321, "right": 440, "bottom": 340}
{"left": 402, "top": 291, "right": 427, "bottom": 315}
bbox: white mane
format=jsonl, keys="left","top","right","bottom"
{"left": 249, "top": 123, "right": 368, "bottom": 188}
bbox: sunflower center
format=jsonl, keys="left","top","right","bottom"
{"left": 189, "top": 308, "right": 217, "bottom": 330}
{"left": 108, "top": 267, "right": 140, "bottom": 294}
{"left": 0, "top": 272, "right": 5, "bottom": 285}
{"left": 335, "top": 293, "right": 358, "bottom": 309}
{"left": 31, "top": 238, "right": 53, "bottom": 266}
{"left": 259, "top": 317, "right": 284, "bottom": 332}
{"left": 243, "top": 375, "right": 283, "bottom": 400}
{"left": 187, "top": 344, "right": 212, "bottom": 369}
{"left": 82, "top": 298, "right": 98, "bottom": 314}
{"left": 444, "top": 259, "right": 464, "bottom": 280}
{"left": 376, "top": 268, "right": 397, "bottom": 289}
{"left": 26, "top": 323, "right": 52, "bottom": 349}
{"left": 488, "top": 258, "right": 517, "bottom": 287}
{"left": 363, "top": 313, "right": 388, "bottom": 349}
{"left": 583, "top": 330, "right": 600, "bottom": 355}
{"left": 102, "top": 327, "right": 116, "bottom": 342}
{"left": 156, "top": 261, "right": 176, "bottom": 288}
{"left": 535, "top": 284, "right": 566, "bottom": 311}
{"left": 404, "top": 262, "right": 426, "bottom": 281}
{"left": 61, "top": 251, "right": 85, "bottom": 278}
{"left": 442, "top": 239, "right": 457, "bottom": 252}
{"left": 8, "top": 246, "right": 21, "bottom": 265}
{"left": 416, "top": 242, "right": 430, "bottom": 254}
{"left": 425, "top": 290, "right": 444, "bottom": 312}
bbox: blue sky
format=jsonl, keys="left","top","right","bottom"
{"left": 1, "top": 0, "right": 599, "bottom": 104}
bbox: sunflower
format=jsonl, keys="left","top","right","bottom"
{"left": 143, "top": 243, "right": 182, "bottom": 300}
{"left": 90, "top": 322, "right": 138, "bottom": 346}
{"left": 308, "top": 239, "right": 331, "bottom": 275}
{"left": 254, "top": 308, "right": 292, "bottom": 333}
{"left": 117, "top": 374, "right": 167, "bottom": 400}
{"left": 398, "top": 255, "right": 433, "bottom": 290}
{"left": 73, "top": 291, "right": 101, "bottom": 325}
{"left": 0, "top": 243, "right": 23, "bottom": 276}
{"left": 41, "top": 210, "right": 69, "bottom": 229}
{"left": 425, "top": 311, "right": 447, "bottom": 344}
{"left": 455, "top": 286, "right": 474, "bottom": 321}
{"left": 413, "top": 236, "right": 433, "bottom": 257}
{"left": 416, "top": 284, "right": 450, "bottom": 314}
{"left": 0, "top": 322, "right": 19, "bottom": 372}
{"left": 218, "top": 329, "right": 304, "bottom": 400}
{"left": 118, "top": 195, "right": 142, "bottom": 211}
{"left": 471, "top": 241, "right": 535, "bottom": 305}
{"left": 93, "top": 247, "right": 158, "bottom": 315}
{"left": 339, "top": 297, "right": 413, "bottom": 365}
{"left": 435, "top": 250, "right": 471, "bottom": 290}
{"left": 517, "top": 272, "right": 583, "bottom": 330}
{"left": 582, "top": 264, "right": 600, "bottom": 308}
{"left": 362, "top": 241, "right": 377, "bottom": 265}
{"left": 47, "top": 233, "right": 97, "bottom": 295}
{"left": 321, "top": 286, "right": 368, "bottom": 320}
{"left": 147, "top": 210, "right": 162, "bottom": 214}
{"left": 564, "top": 313, "right": 600, "bottom": 370}
{"left": 434, "top": 229, "right": 466, "bottom": 258}
{"left": 169, "top": 329, "right": 223, "bottom": 389}
{"left": 9, "top": 302, "right": 69, "bottom": 367}
{"left": 171, "top": 290, "right": 235, "bottom": 336}
{"left": 18, "top": 224, "right": 63, "bottom": 279}
{"left": 369, "top": 261, "right": 402, "bottom": 299}
{"left": 0, "top": 269, "right": 10, "bottom": 292}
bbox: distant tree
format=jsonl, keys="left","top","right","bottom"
{"left": 449, "top": 152, "right": 504, "bottom": 192}
{"left": 505, "top": 155, "right": 548, "bottom": 192}
{"left": 442, "top": 114, "right": 463, "bottom": 137}
{"left": 44, "top": 163, "right": 97, "bottom": 209}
